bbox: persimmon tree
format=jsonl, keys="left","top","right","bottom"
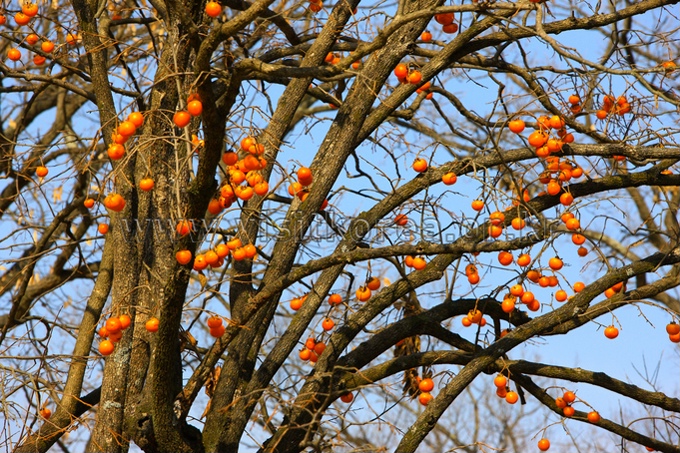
{"left": 1, "top": 0, "right": 679, "bottom": 451}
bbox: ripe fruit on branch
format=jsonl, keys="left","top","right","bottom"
{"left": 253, "top": 181, "right": 269, "bottom": 196}
{"left": 464, "top": 263, "right": 478, "bottom": 277}
{"left": 65, "top": 32, "right": 81, "bottom": 45}
{"left": 106, "top": 317, "right": 122, "bottom": 333}
{"left": 173, "top": 111, "right": 191, "bottom": 128}
{"left": 560, "top": 192, "right": 574, "bottom": 206}
{"left": 145, "top": 317, "right": 159, "bottom": 332}
{"left": 234, "top": 185, "right": 253, "bottom": 201}
{"left": 22, "top": 3, "right": 39, "bottom": 17}
{"left": 412, "top": 256, "right": 427, "bottom": 270}
{"left": 526, "top": 299, "right": 540, "bottom": 311}
{"left": 176, "top": 220, "right": 193, "bottom": 237}
{"left": 394, "top": 213, "right": 408, "bottom": 226}
{"left": 442, "top": 22, "right": 458, "bottom": 33}
{"left": 289, "top": 296, "right": 303, "bottom": 311}
{"left": 321, "top": 318, "right": 335, "bottom": 331}
{"left": 206, "top": 315, "right": 222, "bottom": 329}
{"left": 662, "top": 60, "right": 677, "bottom": 72}
{"left": 27, "top": 33, "right": 40, "bottom": 45}
{"left": 571, "top": 233, "right": 586, "bottom": 245}
{"left": 414, "top": 80, "right": 430, "bottom": 94}
{"left": 546, "top": 180, "right": 561, "bottom": 196}
{"left": 434, "top": 12, "right": 454, "bottom": 25}
{"left": 467, "top": 309, "right": 483, "bottom": 324}
{"left": 505, "top": 391, "right": 518, "bottom": 404}
{"left": 242, "top": 243, "right": 257, "bottom": 259}
{"left": 412, "top": 157, "right": 428, "bottom": 173}
{"left": 227, "top": 238, "right": 242, "bottom": 250}
{"left": 508, "top": 119, "right": 525, "bottom": 133}
{"left": 36, "top": 165, "right": 48, "bottom": 178}
{"left": 493, "top": 375, "right": 507, "bottom": 388}
{"left": 587, "top": 411, "right": 601, "bottom": 423}
{"left": 118, "top": 314, "right": 131, "bottom": 330}
{"left": 366, "top": 277, "right": 381, "bottom": 291}
{"left": 442, "top": 172, "right": 457, "bottom": 185}
{"left": 510, "top": 284, "right": 524, "bottom": 297}
{"left": 176, "top": 250, "right": 192, "bottom": 265}
{"left": 526, "top": 270, "right": 541, "bottom": 283}
{"left": 204, "top": 250, "right": 219, "bottom": 266}
{"left": 471, "top": 200, "right": 484, "bottom": 211}
{"left": 291, "top": 294, "right": 313, "bottom": 314}
{"left": 418, "top": 392, "right": 433, "bottom": 406}
{"left": 127, "top": 111, "right": 144, "bottom": 128}
{"left": 7, "top": 48, "right": 21, "bottom": 61}
{"left": 41, "top": 41, "right": 55, "bottom": 53}
{"left": 299, "top": 348, "right": 312, "bottom": 361}
{"left": 528, "top": 130, "right": 548, "bottom": 148}
{"left": 356, "top": 286, "right": 372, "bottom": 302}
{"left": 313, "top": 341, "right": 325, "bottom": 355}
{"left": 520, "top": 291, "right": 535, "bottom": 304}
{"left": 466, "top": 271, "right": 480, "bottom": 286}
{"left": 517, "top": 253, "right": 531, "bottom": 267}
{"left": 103, "top": 193, "right": 126, "bottom": 212}
{"left": 187, "top": 100, "right": 203, "bottom": 116}
{"left": 548, "top": 257, "right": 563, "bottom": 271}
{"left": 537, "top": 438, "right": 550, "bottom": 451}
{"left": 555, "top": 289, "right": 568, "bottom": 302}
{"left": 117, "top": 120, "right": 136, "bottom": 136}
{"left": 14, "top": 12, "right": 31, "bottom": 26}
{"left": 297, "top": 167, "right": 313, "bottom": 186}
{"left": 604, "top": 325, "right": 619, "bottom": 339}
{"left": 501, "top": 296, "right": 516, "bottom": 313}
{"left": 205, "top": 1, "right": 222, "bottom": 17}
{"left": 666, "top": 322, "right": 680, "bottom": 335}
{"left": 394, "top": 63, "right": 408, "bottom": 79}
{"left": 497, "top": 250, "right": 513, "bottom": 266}
{"left": 138, "top": 177, "right": 154, "bottom": 191}
{"left": 215, "top": 244, "right": 229, "bottom": 258}
{"left": 549, "top": 115, "right": 565, "bottom": 129}
{"left": 222, "top": 151, "right": 238, "bottom": 166}
{"left": 489, "top": 211, "right": 505, "bottom": 225}
{"left": 340, "top": 392, "right": 354, "bottom": 403}
{"left": 565, "top": 217, "right": 580, "bottom": 231}
{"left": 407, "top": 70, "right": 422, "bottom": 85}
{"left": 108, "top": 144, "right": 125, "bottom": 160}
{"left": 210, "top": 324, "right": 226, "bottom": 337}
{"left": 419, "top": 377, "right": 434, "bottom": 392}
{"left": 99, "top": 339, "right": 115, "bottom": 355}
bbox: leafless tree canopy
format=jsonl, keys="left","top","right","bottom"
{"left": 1, "top": 0, "right": 679, "bottom": 451}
